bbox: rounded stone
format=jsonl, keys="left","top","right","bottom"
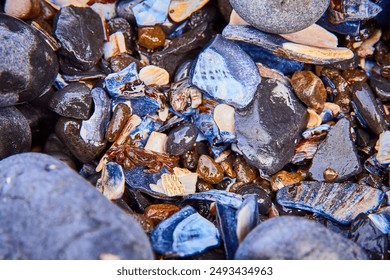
{"left": 230, "top": 0, "right": 330, "bottom": 34}
{"left": 0, "top": 153, "right": 154, "bottom": 259}
{"left": 166, "top": 123, "right": 198, "bottom": 156}
{"left": 0, "top": 106, "right": 31, "bottom": 159}
{"left": 0, "top": 14, "right": 58, "bottom": 107}
{"left": 197, "top": 155, "right": 224, "bottom": 184}
{"left": 235, "top": 216, "right": 368, "bottom": 260}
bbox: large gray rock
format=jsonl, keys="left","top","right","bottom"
{"left": 0, "top": 14, "right": 58, "bottom": 107}
{"left": 229, "top": 0, "right": 330, "bottom": 34}
{"left": 235, "top": 79, "right": 308, "bottom": 175}
{"left": 0, "top": 153, "right": 154, "bottom": 259}
{"left": 235, "top": 216, "right": 368, "bottom": 260}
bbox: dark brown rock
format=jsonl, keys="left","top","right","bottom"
{"left": 197, "top": 155, "right": 224, "bottom": 184}
{"left": 138, "top": 25, "right": 166, "bottom": 49}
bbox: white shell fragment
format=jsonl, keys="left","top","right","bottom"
{"left": 376, "top": 131, "right": 390, "bottom": 165}
{"left": 132, "top": 0, "right": 171, "bottom": 26}
{"left": 174, "top": 167, "right": 197, "bottom": 195}
{"left": 139, "top": 65, "right": 170, "bottom": 86}
{"left": 5, "top": 0, "right": 41, "bottom": 19}
{"left": 90, "top": 2, "right": 117, "bottom": 20}
{"left": 168, "top": 0, "right": 210, "bottom": 22}
{"left": 214, "top": 104, "right": 235, "bottom": 133}
{"left": 144, "top": 131, "right": 168, "bottom": 153}
{"left": 150, "top": 168, "right": 197, "bottom": 197}
{"left": 103, "top": 32, "right": 127, "bottom": 60}
{"left": 306, "top": 108, "right": 322, "bottom": 128}
{"left": 280, "top": 24, "right": 339, "bottom": 49}
{"left": 97, "top": 162, "right": 125, "bottom": 200}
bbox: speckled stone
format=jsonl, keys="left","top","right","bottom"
{"left": 235, "top": 216, "right": 368, "bottom": 260}
{"left": 0, "top": 14, "right": 58, "bottom": 107}
{"left": 229, "top": 0, "right": 330, "bottom": 34}
{"left": 0, "top": 153, "right": 153, "bottom": 260}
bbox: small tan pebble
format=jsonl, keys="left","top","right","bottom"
{"left": 168, "top": 0, "right": 210, "bottom": 22}
{"left": 5, "top": 0, "right": 41, "bottom": 19}
{"left": 105, "top": 103, "right": 131, "bottom": 142}
{"left": 213, "top": 104, "right": 235, "bottom": 133}
{"left": 220, "top": 160, "right": 236, "bottom": 178}
{"left": 139, "top": 65, "right": 170, "bottom": 86}
{"left": 234, "top": 156, "right": 258, "bottom": 184}
{"left": 144, "top": 204, "right": 180, "bottom": 225}
{"left": 138, "top": 25, "right": 166, "bottom": 49}
{"left": 323, "top": 167, "right": 339, "bottom": 182}
{"left": 306, "top": 108, "right": 322, "bottom": 128}
{"left": 99, "top": 253, "right": 121, "bottom": 260}
{"left": 270, "top": 170, "right": 303, "bottom": 192}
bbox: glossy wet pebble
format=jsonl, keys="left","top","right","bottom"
{"left": 235, "top": 79, "right": 308, "bottom": 175}
{"left": 0, "top": 107, "right": 31, "bottom": 159}
{"left": 49, "top": 83, "right": 93, "bottom": 120}
{"left": 197, "top": 155, "right": 224, "bottom": 184}
{"left": 0, "top": 14, "right": 58, "bottom": 107}
{"left": 309, "top": 118, "right": 361, "bottom": 182}
{"left": 166, "top": 123, "right": 198, "bottom": 156}
{"left": 235, "top": 216, "right": 368, "bottom": 260}
{"left": 54, "top": 6, "right": 104, "bottom": 70}
{"left": 0, "top": 153, "right": 153, "bottom": 259}
{"left": 230, "top": 0, "right": 330, "bottom": 34}
{"left": 138, "top": 25, "right": 166, "bottom": 49}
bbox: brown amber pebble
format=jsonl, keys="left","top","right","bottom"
{"left": 197, "top": 155, "right": 224, "bottom": 184}
{"left": 220, "top": 160, "right": 236, "bottom": 178}
{"left": 291, "top": 71, "right": 327, "bottom": 113}
{"left": 234, "top": 156, "right": 257, "bottom": 183}
{"left": 270, "top": 170, "right": 303, "bottom": 192}
{"left": 105, "top": 103, "right": 131, "bottom": 142}
{"left": 144, "top": 204, "right": 180, "bottom": 225}
{"left": 138, "top": 25, "right": 166, "bottom": 49}
{"left": 343, "top": 69, "right": 367, "bottom": 84}
{"left": 323, "top": 167, "right": 339, "bottom": 182}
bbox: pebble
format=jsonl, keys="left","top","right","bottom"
{"left": 233, "top": 157, "right": 258, "bottom": 184}
{"left": 230, "top": 0, "right": 330, "bottom": 34}
{"left": 235, "top": 184, "right": 272, "bottom": 215}
{"left": 291, "top": 71, "right": 327, "bottom": 113}
{"left": 0, "top": 14, "right": 58, "bottom": 107}
{"left": 309, "top": 118, "right": 361, "bottom": 182}
{"left": 352, "top": 83, "right": 386, "bottom": 135}
{"left": 138, "top": 25, "right": 166, "bottom": 49}
{"left": 49, "top": 83, "right": 93, "bottom": 120}
{"left": 0, "top": 153, "right": 153, "bottom": 259}
{"left": 191, "top": 34, "right": 260, "bottom": 109}
{"left": 235, "top": 216, "right": 368, "bottom": 260}
{"left": 105, "top": 103, "right": 131, "bottom": 142}
{"left": 166, "top": 123, "right": 198, "bottom": 156}
{"left": 139, "top": 65, "right": 169, "bottom": 86}
{"left": 5, "top": 0, "right": 41, "bottom": 19}
{"left": 270, "top": 171, "right": 303, "bottom": 192}
{"left": 168, "top": 0, "right": 210, "bottom": 22}
{"left": 376, "top": 131, "right": 390, "bottom": 165}
{"left": 196, "top": 155, "right": 224, "bottom": 184}
{"left": 144, "top": 204, "right": 180, "bottom": 226}
{"left": 370, "top": 73, "right": 390, "bottom": 101}
{"left": 132, "top": 0, "right": 171, "bottom": 26}
{"left": 235, "top": 79, "right": 308, "bottom": 175}
{"left": 54, "top": 6, "right": 104, "bottom": 70}
{"left": 0, "top": 107, "right": 31, "bottom": 159}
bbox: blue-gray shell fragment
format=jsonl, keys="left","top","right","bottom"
{"left": 190, "top": 34, "right": 260, "bottom": 109}
{"left": 132, "top": 0, "right": 171, "bottom": 26}
{"left": 327, "top": 0, "right": 382, "bottom": 24}
{"left": 181, "top": 190, "right": 243, "bottom": 209}
{"left": 150, "top": 206, "right": 220, "bottom": 257}
{"left": 276, "top": 181, "right": 385, "bottom": 225}
{"left": 98, "top": 162, "right": 125, "bottom": 200}
{"left": 215, "top": 202, "right": 238, "bottom": 260}
{"left": 105, "top": 62, "right": 138, "bottom": 98}
{"left": 369, "top": 207, "right": 390, "bottom": 234}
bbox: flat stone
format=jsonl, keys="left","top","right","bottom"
{"left": 0, "top": 107, "right": 31, "bottom": 159}
{"left": 49, "top": 83, "right": 93, "bottom": 120}
{"left": 0, "top": 153, "right": 153, "bottom": 259}
{"left": 54, "top": 6, "right": 104, "bottom": 70}
{"left": 235, "top": 216, "right": 368, "bottom": 260}
{"left": 352, "top": 83, "right": 386, "bottom": 135}
{"left": 309, "top": 118, "right": 362, "bottom": 182}
{"left": 235, "top": 78, "right": 308, "bottom": 175}
{"left": 230, "top": 0, "right": 330, "bottom": 34}
{"left": 190, "top": 34, "right": 260, "bottom": 109}
{"left": 0, "top": 14, "right": 58, "bottom": 107}
{"left": 166, "top": 123, "right": 198, "bottom": 156}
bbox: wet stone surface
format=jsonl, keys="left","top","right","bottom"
{"left": 0, "top": 153, "right": 153, "bottom": 259}
{"left": 235, "top": 216, "right": 368, "bottom": 260}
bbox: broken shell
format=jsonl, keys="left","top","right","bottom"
{"left": 168, "top": 0, "right": 210, "bottom": 22}
{"left": 152, "top": 173, "right": 185, "bottom": 197}
{"left": 368, "top": 208, "right": 390, "bottom": 234}
{"left": 306, "top": 109, "right": 323, "bottom": 128}
{"left": 144, "top": 132, "right": 168, "bottom": 154}
{"left": 139, "top": 65, "right": 170, "bottom": 86}
{"left": 376, "top": 131, "right": 390, "bottom": 165}
{"left": 181, "top": 190, "right": 243, "bottom": 209}
{"left": 214, "top": 104, "right": 235, "bottom": 133}
{"left": 105, "top": 62, "right": 138, "bottom": 98}
{"left": 132, "top": 0, "right": 171, "bottom": 26}
{"left": 103, "top": 32, "right": 127, "bottom": 60}
{"left": 270, "top": 171, "right": 303, "bottom": 192}
{"left": 276, "top": 181, "right": 384, "bottom": 225}
{"left": 215, "top": 202, "right": 238, "bottom": 260}
{"left": 173, "top": 167, "right": 198, "bottom": 195}
{"left": 97, "top": 162, "right": 125, "bottom": 200}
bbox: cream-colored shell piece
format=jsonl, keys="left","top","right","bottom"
{"left": 306, "top": 108, "right": 322, "bottom": 128}
{"left": 139, "top": 65, "right": 170, "bottom": 86}
{"left": 168, "top": 0, "right": 210, "bottom": 22}
{"left": 144, "top": 132, "right": 168, "bottom": 154}
{"left": 103, "top": 32, "right": 127, "bottom": 60}
{"left": 214, "top": 104, "right": 235, "bottom": 133}
{"left": 174, "top": 167, "right": 197, "bottom": 194}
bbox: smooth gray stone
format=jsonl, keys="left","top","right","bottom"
{"left": 309, "top": 118, "right": 361, "bottom": 182}
{"left": 0, "top": 107, "right": 31, "bottom": 159}
{"left": 166, "top": 123, "right": 198, "bottom": 156}
{"left": 0, "top": 153, "right": 153, "bottom": 260}
{"left": 49, "top": 83, "right": 93, "bottom": 120}
{"left": 54, "top": 6, "right": 104, "bottom": 70}
{"left": 235, "top": 79, "right": 308, "bottom": 175}
{"left": 229, "top": 0, "right": 330, "bottom": 34}
{"left": 0, "top": 14, "right": 58, "bottom": 107}
{"left": 235, "top": 216, "right": 368, "bottom": 260}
